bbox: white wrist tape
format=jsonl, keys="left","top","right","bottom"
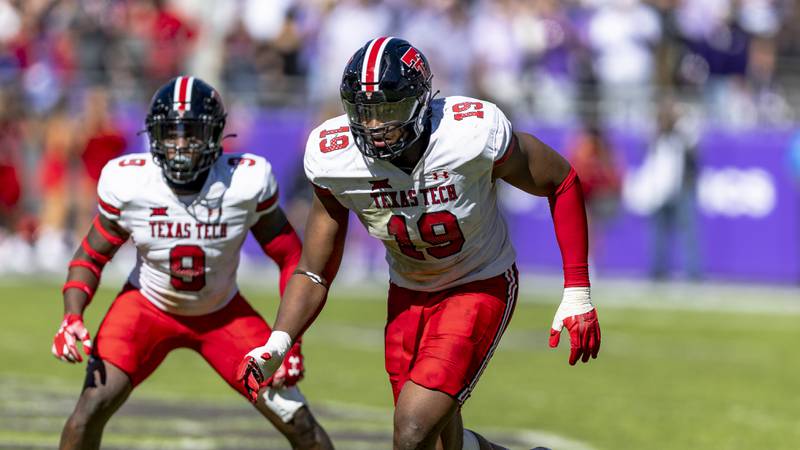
{"left": 265, "top": 330, "right": 292, "bottom": 362}
{"left": 551, "top": 287, "right": 594, "bottom": 331}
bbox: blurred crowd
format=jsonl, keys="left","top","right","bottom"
{"left": 0, "top": 0, "right": 798, "bottom": 277}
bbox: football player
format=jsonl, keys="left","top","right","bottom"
{"left": 239, "top": 38, "right": 601, "bottom": 449}
{"left": 52, "top": 76, "right": 333, "bottom": 450}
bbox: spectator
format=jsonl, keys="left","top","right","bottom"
{"left": 587, "top": 0, "right": 661, "bottom": 126}
{"left": 525, "top": 0, "right": 586, "bottom": 122}
{"left": 171, "top": 0, "right": 238, "bottom": 87}
{"left": 307, "top": 0, "right": 391, "bottom": 120}
{"left": 0, "top": 88, "right": 23, "bottom": 230}
{"left": 144, "top": 0, "right": 196, "bottom": 87}
{"left": 470, "top": 0, "right": 524, "bottom": 115}
{"left": 399, "top": 0, "right": 474, "bottom": 97}
{"left": 222, "top": 16, "right": 259, "bottom": 95}
{"left": 674, "top": 0, "right": 754, "bottom": 126}
{"left": 645, "top": 97, "right": 702, "bottom": 280}
{"left": 569, "top": 121, "right": 623, "bottom": 222}
{"left": 34, "top": 98, "right": 76, "bottom": 273}
{"left": 567, "top": 120, "right": 623, "bottom": 267}
{"left": 75, "top": 86, "right": 127, "bottom": 236}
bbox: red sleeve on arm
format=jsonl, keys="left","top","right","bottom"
{"left": 548, "top": 166, "right": 590, "bottom": 288}
{"left": 261, "top": 222, "right": 303, "bottom": 296}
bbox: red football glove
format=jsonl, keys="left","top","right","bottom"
{"left": 550, "top": 310, "right": 601, "bottom": 365}
{"left": 52, "top": 313, "right": 93, "bottom": 363}
{"left": 271, "top": 342, "right": 305, "bottom": 389}
{"left": 237, "top": 352, "right": 269, "bottom": 403}
{"left": 549, "top": 287, "right": 601, "bottom": 365}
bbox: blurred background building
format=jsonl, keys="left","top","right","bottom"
{"left": 0, "top": 0, "right": 798, "bottom": 283}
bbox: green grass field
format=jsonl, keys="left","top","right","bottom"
{"left": 1, "top": 278, "right": 798, "bottom": 449}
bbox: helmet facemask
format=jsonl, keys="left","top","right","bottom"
{"left": 344, "top": 89, "right": 432, "bottom": 160}
{"left": 147, "top": 118, "right": 223, "bottom": 185}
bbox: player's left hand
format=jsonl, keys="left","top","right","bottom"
{"left": 549, "top": 287, "right": 601, "bottom": 365}
{"left": 52, "top": 313, "right": 93, "bottom": 363}
{"left": 270, "top": 342, "right": 305, "bottom": 389}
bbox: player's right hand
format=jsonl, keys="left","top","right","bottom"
{"left": 52, "top": 313, "right": 93, "bottom": 363}
{"left": 236, "top": 331, "right": 293, "bottom": 403}
{"left": 237, "top": 349, "right": 273, "bottom": 403}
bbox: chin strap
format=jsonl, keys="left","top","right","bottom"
{"left": 163, "top": 167, "right": 211, "bottom": 192}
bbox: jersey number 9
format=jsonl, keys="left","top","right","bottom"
{"left": 169, "top": 245, "right": 206, "bottom": 291}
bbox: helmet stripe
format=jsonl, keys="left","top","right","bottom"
{"left": 173, "top": 76, "right": 195, "bottom": 111}
{"left": 361, "top": 36, "right": 392, "bottom": 92}
{"left": 172, "top": 76, "right": 183, "bottom": 109}
{"left": 361, "top": 38, "right": 381, "bottom": 89}
{"left": 184, "top": 77, "right": 194, "bottom": 111}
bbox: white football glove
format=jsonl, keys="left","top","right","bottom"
{"left": 236, "top": 331, "right": 292, "bottom": 403}
{"left": 52, "top": 314, "right": 93, "bottom": 363}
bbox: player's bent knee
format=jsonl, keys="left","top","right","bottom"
{"left": 285, "top": 407, "right": 320, "bottom": 445}
{"left": 72, "top": 358, "right": 131, "bottom": 423}
{"left": 288, "top": 407, "right": 314, "bottom": 433}
{"left": 394, "top": 415, "right": 432, "bottom": 449}
{"left": 64, "top": 397, "right": 111, "bottom": 439}
{"left": 62, "top": 413, "right": 89, "bottom": 436}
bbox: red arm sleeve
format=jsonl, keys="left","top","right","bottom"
{"left": 261, "top": 222, "right": 303, "bottom": 296}
{"left": 548, "top": 166, "right": 590, "bottom": 288}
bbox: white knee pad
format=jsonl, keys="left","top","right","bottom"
{"left": 260, "top": 385, "right": 308, "bottom": 423}
{"left": 463, "top": 429, "right": 480, "bottom": 450}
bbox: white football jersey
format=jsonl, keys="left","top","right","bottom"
{"left": 304, "top": 96, "right": 516, "bottom": 291}
{"left": 97, "top": 152, "right": 280, "bottom": 316}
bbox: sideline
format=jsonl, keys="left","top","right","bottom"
{"left": 4, "top": 270, "right": 799, "bottom": 315}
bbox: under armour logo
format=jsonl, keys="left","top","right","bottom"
{"left": 150, "top": 207, "right": 168, "bottom": 217}
{"left": 207, "top": 206, "right": 222, "bottom": 221}
{"left": 432, "top": 170, "right": 449, "bottom": 180}
{"left": 287, "top": 355, "right": 301, "bottom": 377}
{"left": 369, "top": 178, "right": 392, "bottom": 190}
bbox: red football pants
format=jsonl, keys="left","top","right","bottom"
{"left": 385, "top": 265, "right": 518, "bottom": 404}
{"left": 94, "top": 286, "right": 272, "bottom": 398}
